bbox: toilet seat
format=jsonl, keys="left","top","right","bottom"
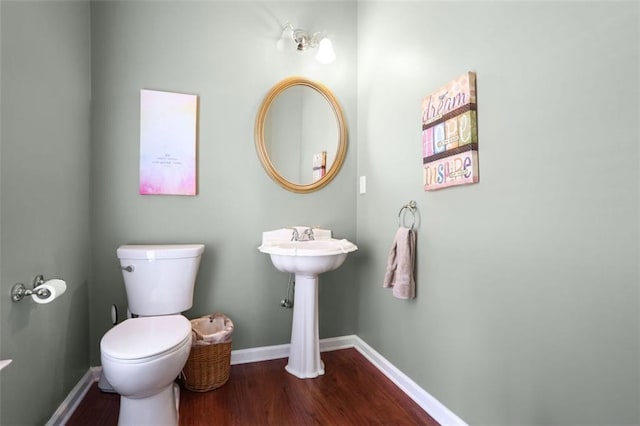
{"left": 101, "top": 315, "right": 191, "bottom": 362}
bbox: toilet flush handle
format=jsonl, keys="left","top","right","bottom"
{"left": 121, "top": 265, "right": 134, "bottom": 273}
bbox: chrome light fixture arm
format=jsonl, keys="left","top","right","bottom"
{"left": 278, "top": 22, "right": 335, "bottom": 63}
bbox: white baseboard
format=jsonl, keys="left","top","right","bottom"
{"left": 230, "top": 342, "right": 290, "bottom": 365}
{"left": 320, "top": 335, "right": 359, "bottom": 352}
{"left": 51, "top": 336, "right": 465, "bottom": 426}
{"left": 351, "top": 336, "right": 467, "bottom": 426}
{"left": 45, "top": 367, "right": 101, "bottom": 426}
{"left": 229, "top": 334, "right": 357, "bottom": 365}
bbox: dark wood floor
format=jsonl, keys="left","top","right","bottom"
{"left": 67, "top": 348, "right": 438, "bottom": 425}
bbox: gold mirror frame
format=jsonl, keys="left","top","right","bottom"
{"left": 255, "top": 77, "right": 347, "bottom": 194}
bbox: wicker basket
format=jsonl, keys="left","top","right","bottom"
{"left": 181, "top": 340, "right": 232, "bottom": 392}
{"left": 181, "top": 313, "right": 234, "bottom": 392}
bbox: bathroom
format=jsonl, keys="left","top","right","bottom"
{"left": 1, "top": 1, "right": 638, "bottom": 425}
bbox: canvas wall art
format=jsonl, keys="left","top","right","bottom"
{"left": 422, "top": 72, "right": 479, "bottom": 190}
{"left": 140, "top": 89, "right": 199, "bottom": 196}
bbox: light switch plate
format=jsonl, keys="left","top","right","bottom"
{"left": 359, "top": 176, "right": 366, "bottom": 194}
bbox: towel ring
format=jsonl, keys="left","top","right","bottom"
{"left": 397, "top": 200, "right": 417, "bottom": 229}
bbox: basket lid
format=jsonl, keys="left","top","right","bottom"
{"left": 101, "top": 315, "right": 191, "bottom": 360}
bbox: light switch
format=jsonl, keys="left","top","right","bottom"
{"left": 359, "top": 176, "right": 366, "bottom": 194}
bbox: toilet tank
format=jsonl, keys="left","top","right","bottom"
{"left": 117, "top": 244, "right": 205, "bottom": 316}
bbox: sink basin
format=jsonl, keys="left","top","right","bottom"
{"left": 258, "top": 228, "right": 357, "bottom": 379}
{"left": 258, "top": 239, "right": 357, "bottom": 275}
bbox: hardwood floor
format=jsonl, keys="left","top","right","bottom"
{"left": 67, "top": 348, "right": 439, "bottom": 425}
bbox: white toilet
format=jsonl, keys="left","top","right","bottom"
{"left": 100, "top": 244, "right": 205, "bottom": 426}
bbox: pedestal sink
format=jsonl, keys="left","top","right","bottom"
{"left": 258, "top": 228, "right": 357, "bottom": 379}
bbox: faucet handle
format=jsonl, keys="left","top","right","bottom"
{"left": 302, "top": 228, "right": 315, "bottom": 240}
{"left": 289, "top": 228, "right": 300, "bottom": 241}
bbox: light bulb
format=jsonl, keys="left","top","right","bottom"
{"left": 277, "top": 25, "right": 294, "bottom": 51}
{"left": 315, "top": 37, "right": 336, "bottom": 64}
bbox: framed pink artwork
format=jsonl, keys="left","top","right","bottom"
{"left": 139, "top": 89, "right": 199, "bottom": 196}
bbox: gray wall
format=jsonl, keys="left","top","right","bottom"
{"left": 0, "top": 1, "right": 92, "bottom": 424}
{"left": 89, "top": 1, "right": 358, "bottom": 363}
{"left": 356, "top": 2, "right": 639, "bottom": 425}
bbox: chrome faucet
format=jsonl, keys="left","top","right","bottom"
{"left": 301, "top": 228, "right": 315, "bottom": 241}
{"left": 289, "top": 227, "right": 315, "bottom": 241}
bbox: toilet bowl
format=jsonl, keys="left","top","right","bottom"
{"left": 101, "top": 315, "right": 192, "bottom": 426}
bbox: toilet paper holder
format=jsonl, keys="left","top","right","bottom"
{"left": 11, "top": 275, "right": 51, "bottom": 302}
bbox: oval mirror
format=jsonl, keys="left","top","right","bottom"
{"left": 255, "top": 77, "right": 347, "bottom": 193}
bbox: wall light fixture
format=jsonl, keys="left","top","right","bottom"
{"left": 276, "top": 23, "right": 336, "bottom": 64}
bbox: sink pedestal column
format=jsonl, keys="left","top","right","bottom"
{"left": 285, "top": 273, "right": 324, "bottom": 379}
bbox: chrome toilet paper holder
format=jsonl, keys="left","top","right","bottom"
{"left": 11, "top": 275, "right": 51, "bottom": 302}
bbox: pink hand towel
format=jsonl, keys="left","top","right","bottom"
{"left": 383, "top": 227, "right": 416, "bottom": 299}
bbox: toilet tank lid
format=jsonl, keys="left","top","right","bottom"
{"left": 117, "top": 244, "right": 204, "bottom": 260}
